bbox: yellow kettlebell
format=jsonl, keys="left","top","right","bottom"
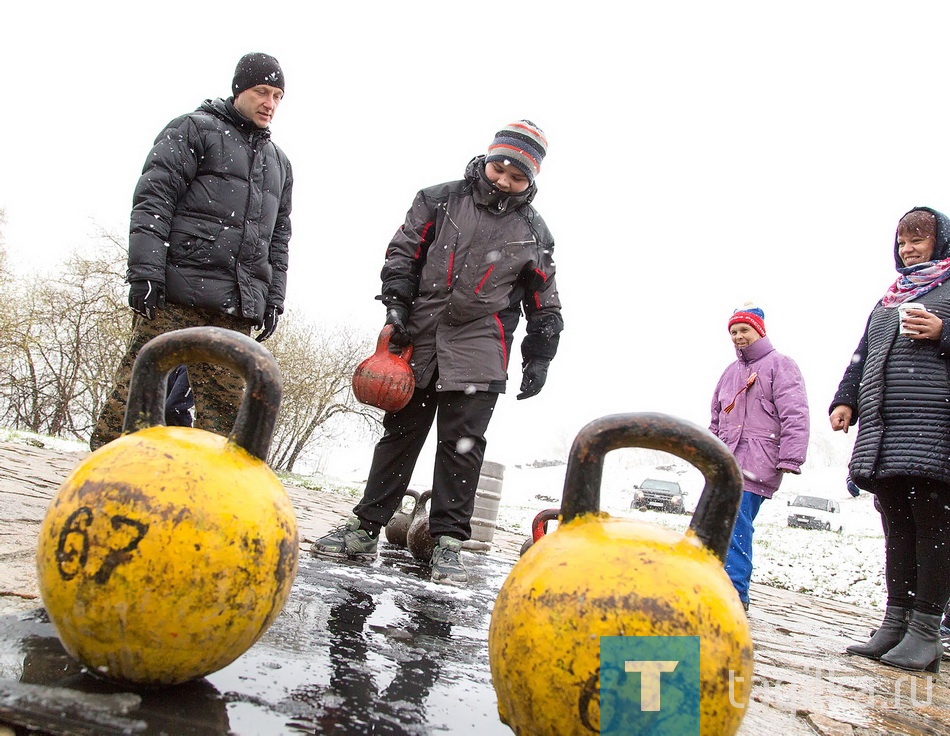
{"left": 36, "top": 327, "right": 298, "bottom": 687}
{"left": 488, "top": 412, "right": 753, "bottom": 735}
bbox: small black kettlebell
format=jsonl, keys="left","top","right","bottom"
{"left": 406, "top": 490, "right": 435, "bottom": 561}
{"left": 385, "top": 489, "right": 423, "bottom": 548}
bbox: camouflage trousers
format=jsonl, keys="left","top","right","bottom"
{"left": 90, "top": 304, "right": 255, "bottom": 450}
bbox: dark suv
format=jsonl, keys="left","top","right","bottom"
{"left": 629, "top": 478, "right": 687, "bottom": 514}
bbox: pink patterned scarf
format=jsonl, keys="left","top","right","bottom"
{"left": 881, "top": 257, "right": 950, "bottom": 307}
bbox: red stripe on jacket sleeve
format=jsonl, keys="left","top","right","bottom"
{"left": 415, "top": 220, "right": 435, "bottom": 259}
{"left": 532, "top": 268, "right": 549, "bottom": 308}
{"left": 494, "top": 314, "right": 508, "bottom": 368}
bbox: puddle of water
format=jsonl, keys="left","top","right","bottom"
{"left": 0, "top": 547, "right": 516, "bottom": 735}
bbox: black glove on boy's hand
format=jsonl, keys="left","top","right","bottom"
{"left": 517, "top": 357, "right": 550, "bottom": 400}
{"left": 129, "top": 279, "right": 163, "bottom": 320}
{"left": 386, "top": 306, "right": 412, "bottom": 348}
{"left": 255, "top": 305, "right": 279, "bottom": 343}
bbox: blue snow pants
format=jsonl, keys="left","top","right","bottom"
{"left": 724, "top": 491, "right": 766, "bottom": 604}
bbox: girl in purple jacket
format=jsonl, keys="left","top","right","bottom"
{"left": 709, "top": 304, "right": 811, "bottom": 610}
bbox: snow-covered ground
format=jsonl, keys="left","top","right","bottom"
{"left": 487, "top": 453, "right": 886, "bottom": 611}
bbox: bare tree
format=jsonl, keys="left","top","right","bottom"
{"left": 0, "top": 222, "right": 379, "bottom": 462}
{"left": 265, "top": 313, "right": 379, "bottom": 473}
{"left": 0, "top": 209, "right": 7, "bottom": 268}
{"left": 61, "top": 235, "right": 130, "bottom": 435}
{"left": 0, "top": 233, "right": 127, "bottom": 438}
{"left": 0, "top": 209, "right": 12, "bottom": 341}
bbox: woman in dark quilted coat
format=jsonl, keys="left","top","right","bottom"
{"left": 831, "top": 206, "right": 950, "bottom": 673}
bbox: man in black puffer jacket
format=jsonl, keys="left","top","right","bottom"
{"left": 91, "top": 52, "right": 293, "bottom": 450}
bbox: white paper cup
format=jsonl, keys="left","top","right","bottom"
{"left": 898, "top": 302, "right": 927, "bottom": 335}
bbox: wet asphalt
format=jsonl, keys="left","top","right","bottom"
{"left": 0, "top": 543, "right": 518, "bottom": 736}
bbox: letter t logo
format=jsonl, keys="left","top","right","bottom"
{"left": 625, "top": 660, "right": 679, "bottom": 711}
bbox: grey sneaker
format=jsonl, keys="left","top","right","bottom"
{"left": 940, "top": 624, "right": 950, "bottom": 659}
{"left": 430, "top": 536, "right": 468, "bottom": 585}
{"left": 310, "top": 517, "right": 378, "bottom": 561}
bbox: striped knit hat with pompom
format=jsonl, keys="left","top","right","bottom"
{"left": 486, "top": 120, "right": 547, "bottom": 181}
{"left": 728, "top": 303, "right": 767, "bottom": 337}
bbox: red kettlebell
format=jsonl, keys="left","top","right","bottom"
{"left": 352, "top": 325, "right": 415, "bottom": 413}
{"left": 519, "top": 508, "right": 560, "bottom": 556}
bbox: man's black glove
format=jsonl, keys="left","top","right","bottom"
{"left": 255, "top": 305, "right": 279, "bottom": 343}
{"left": 129, "top": 279, "right": 163, "bottom": 320}
{"left": 517, "top": 357, "right": 550, "bottom": 400}
{"left": 386, "top": 306, "right": 412, "bottom": 348}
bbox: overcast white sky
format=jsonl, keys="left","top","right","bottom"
{"left": 2, "top": 1, "right": 948, "bottom": 469}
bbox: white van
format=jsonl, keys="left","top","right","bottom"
{"left": 787, "top": 495, "right": 844, "bottom": 532}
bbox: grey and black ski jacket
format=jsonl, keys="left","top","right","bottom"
{"left": 380, "top": 157, "right": 563, "bottom": 392}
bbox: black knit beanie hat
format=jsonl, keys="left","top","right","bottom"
{"left": 232, "top": 53, "right": 285, "bottom": 97}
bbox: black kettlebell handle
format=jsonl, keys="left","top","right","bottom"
{"left": 560, "top": 413, "right": 743, "bottom": 562}
{"left": 124, "top": 327, "right": 283, "bottom": 461}
{"left": 401, "top": 488, "right": 422, "bottom": 505}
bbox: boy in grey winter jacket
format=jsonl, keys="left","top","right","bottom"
{"left": 313, "top": 121, "right": 563, "bottom": 586}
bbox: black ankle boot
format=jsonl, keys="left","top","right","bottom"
{"left": 846, "top": 605, "right": 909, "bottom": 660}
{"left": 880, "top": 610, "right": 943, "bottom": 673}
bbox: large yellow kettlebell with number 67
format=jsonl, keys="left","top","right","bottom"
{"left": 36, "top": 327, "right": 298, "bottom": 687}
{"left": 488, "top": 413, "right": 753, "bottom": 735}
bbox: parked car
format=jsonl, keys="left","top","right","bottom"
{"left": 630, "top": 478, "right": 687, "bottom": 514}
{"left": 787, "top": 495, "right": 843, "bottom": 532}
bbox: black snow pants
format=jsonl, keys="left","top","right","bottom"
{"left": 353, "top": 379, "right": 498, "bottom": 541}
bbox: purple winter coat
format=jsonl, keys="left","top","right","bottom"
{"left": 709, "top": 336, "right": 810, "bottom": 498}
